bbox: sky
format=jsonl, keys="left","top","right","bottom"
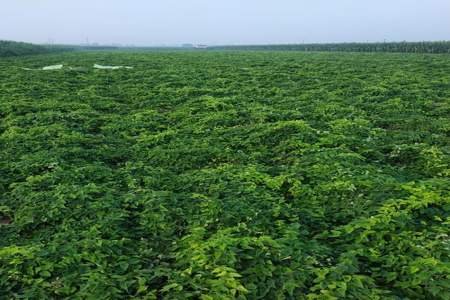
{"left": 1, "top": 0, "right": 449, "bottom": 46}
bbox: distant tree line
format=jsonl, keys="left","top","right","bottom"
{"left": 209, "top": 41, "right": 450, "bottom": 53}
{"left": 0, "top": 41, "right": 79, "bottom": 57}
{"left": 3, "top": 40, "right": 449, "bottom": 57}
{"left": 0, "top": 40, "right": 124, "bottom": 58}
{"left": 51, "top": 45, "right": 119, "bottom": 51}
{"left": 0, "top": 40, "right": 53, "bottom": 57}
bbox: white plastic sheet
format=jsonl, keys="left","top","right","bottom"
{"left": 20, "top": 64, "right": 133, "bottom": 71}
{"left": 93, "top": 64, "right": 133, "bottom": 70}
{"left": 68, "top": 67, "right": 88, "bottom": 71}
{"left": 42, "top": 64, "right": 63, "bottom": 70}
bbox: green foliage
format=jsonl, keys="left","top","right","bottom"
{"left": 0, "top": 51, "right": 449, "bottom": 299}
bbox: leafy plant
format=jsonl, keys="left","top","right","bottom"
{"left": 1, "top": 50, "right": 449, "bottom": 299}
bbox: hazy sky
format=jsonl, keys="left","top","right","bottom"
{"left": 1, "top": 0, "right": 449, "bottom": 45}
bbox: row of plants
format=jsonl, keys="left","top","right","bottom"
{"left": 210, "top": 41, "right": 450, "bottom": 53}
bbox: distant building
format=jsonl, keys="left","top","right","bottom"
{"left": 194, "top": 44, "right": 208, "bottom": 49}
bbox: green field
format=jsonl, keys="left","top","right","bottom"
{"left": 1, "top": 51, "right": 449, "bottom": 299}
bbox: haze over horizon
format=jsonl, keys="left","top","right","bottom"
{"left": 1, "top": 0, "right": 449, "bottom": 46}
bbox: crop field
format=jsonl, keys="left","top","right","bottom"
{"left": 1, "top": 51, "right": 449, "bottom": 299}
